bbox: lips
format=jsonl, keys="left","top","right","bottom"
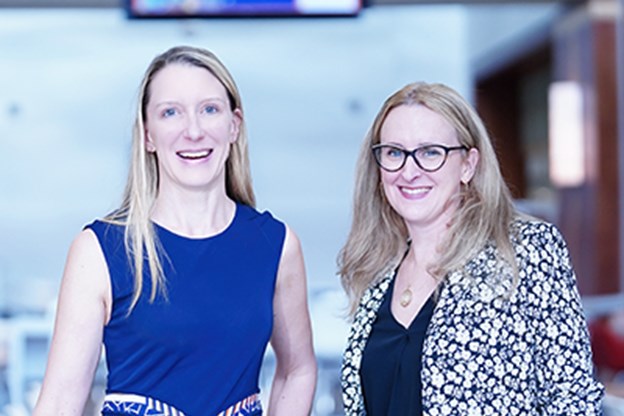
{"left": 177, "top": 149, "right": 212, "bottom": 160}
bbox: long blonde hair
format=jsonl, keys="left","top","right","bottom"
{"left": 106, "top": 46, "right": 255, "bottom": 312}
{"left": 338, "top": 82, "right": 517, "bottom": 315}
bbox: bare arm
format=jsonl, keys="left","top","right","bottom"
{"left": 267, "top": 225, "right": 317, "bottom": 416}
{"left": 33, "top": 229, "right": 111, "bottom": 416}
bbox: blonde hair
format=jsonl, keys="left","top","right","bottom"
{"left": 338, "top": 82, "right": 517, "bottom": 315}
{"left": 106, "top": 46, "right": 255, "bottom": 312}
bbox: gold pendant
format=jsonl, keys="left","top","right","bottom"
{"left": 399, "top": 286, "right": 413, "bottom": 307}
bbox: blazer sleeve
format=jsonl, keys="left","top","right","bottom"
{"left": 529, "top": 223, "right": 604, "bottom": 415}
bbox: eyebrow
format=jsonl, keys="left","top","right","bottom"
{"left": 379, "top": 140, "right": 445, "bottom": 147}
{"left": 152, "top": 97, "right": 228, "bottom": 107}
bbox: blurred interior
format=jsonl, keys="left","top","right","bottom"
{"left": 0, "top": 0, "right": 623, "bottom": 414}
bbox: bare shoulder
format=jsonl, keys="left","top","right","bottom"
{"left": 277, "top": 224, "right": 305, "bottom": 281}
{"left": 68, "top": 228, "right": 102, "bottom": 258}
{"left": 61, "top": 228, "right": 110, "bottom": 316}
{"left": 281, "top": 224, "right": 302, "bottom": 256}
{"left": 65, "top": 228, "right": 109, "bottom": 275}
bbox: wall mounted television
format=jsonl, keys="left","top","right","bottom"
{"left": 126, "top": 0, "right": 363, "bottom": 18}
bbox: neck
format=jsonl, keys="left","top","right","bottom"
{"left": 406, "top": 221, "right": 448, "bottom": 256}
{"left": 403, "top": 240, "right": 437, "bottom": 273}
{"left": 150, "top": 183, "right": 235, "bottom": 238}
{"left": 404, "top": 201, "right": 458, "bottom": 257}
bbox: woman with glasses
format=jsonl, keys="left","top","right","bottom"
{"left": 338, "top": 82, "right": 603, "bottom": 415}
{"left": 33, "top": 46, "right": 316, "bottom": 416}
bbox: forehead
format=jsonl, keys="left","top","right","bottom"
{"left": 380, "top": 104, "right": 457, "bottom": 145}
{"left": 148, "top": 63, "right": 228, "bottom": 102}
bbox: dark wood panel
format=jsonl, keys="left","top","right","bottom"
{"left": 594, "top": 21, "right": 620, "bottom": 293}
{"left": 553, "top": 12, "right": 620, "bottom": 295}
{"left": 476, "top": 75, "right": 526, "bottom": 199}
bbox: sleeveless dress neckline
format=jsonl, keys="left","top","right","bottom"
{"left": 151, "top": 203, "right": 239, "bottom": 242}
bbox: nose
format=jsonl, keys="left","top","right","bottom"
{"left": 184, "top": 115, "right": 204, "bottom": 141}
{"left": 400, "top": 154, "right": 422, "bottom": 180}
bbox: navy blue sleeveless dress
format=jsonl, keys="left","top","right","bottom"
{"left": 86, "top": 203, "right": 286, "bottom": 416}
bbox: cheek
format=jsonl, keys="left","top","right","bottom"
{"left": 145, "top": 131, "right": 167, "bottom": 152}
{"left": 380, "top": 171, "right": 401, "bottom": 199}
{"left": 436, "top": 171, "right": 464, "bottom": 199}
{"left": 201, "top": 120, "right": 235, "bottom": 143}
{"left": 380, "top": 170, "right": 398, "bottom": 186}
{"left": 145, "top": 122, "right": 172, "bottom": 144}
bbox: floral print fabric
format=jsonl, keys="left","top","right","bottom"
{"left": 341, "top": 220, "right": 604, "bottom": 415}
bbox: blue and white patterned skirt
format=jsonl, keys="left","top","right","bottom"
{"left": 101, "top": 392, "right": 262, "bottom": 416}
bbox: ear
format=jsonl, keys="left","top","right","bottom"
{"left": 145, "top": 131, "right": 156, "bottom": 153}
{"left": 229, "top": 108, "right": 242, "bottom": 143}
{"left": 461, "top": 147, "right": 480, "bottom": 184}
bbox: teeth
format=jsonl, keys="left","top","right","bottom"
{"left": 178, "top": 150, "right": 210, "bottom": 159}
{"left": 401, "top": 187, "right": 429, "bottom": 195}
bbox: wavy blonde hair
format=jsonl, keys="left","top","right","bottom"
{"left": 338, "top": 82, "right": 517, "bottom": 315}
{"left": 106, "top": 46, "right": 255, "bottom": 312}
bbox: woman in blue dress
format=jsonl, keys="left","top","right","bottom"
{"left": 33, "top": 45, "right": 317, "bottom": 416}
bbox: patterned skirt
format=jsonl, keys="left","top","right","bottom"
{"left": 101, "top": 392, "right": 262, "bottom": 416}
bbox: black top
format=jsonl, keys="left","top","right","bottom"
{"left": 360, "top": 277, "right": 435, "bottom": 416}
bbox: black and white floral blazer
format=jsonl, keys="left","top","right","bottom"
{"left": 341, "top": 219, "right": 604, "bottom": 415}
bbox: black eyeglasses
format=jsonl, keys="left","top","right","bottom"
{"left": 371, "top": 143, "right": 468, "bottom": 172}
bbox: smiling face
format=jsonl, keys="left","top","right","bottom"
{"left": 379, "top": 104, "right": 479, "bottom": 232}
{"left": 144, "top": 63, "right": 241, "bottom": 194}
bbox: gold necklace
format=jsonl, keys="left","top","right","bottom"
{"left": 399, "top": 285, "right": 413, "bottom": 307}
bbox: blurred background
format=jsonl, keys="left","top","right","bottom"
{"left": 1, "top": 0, "right": 623, "bottom": 414}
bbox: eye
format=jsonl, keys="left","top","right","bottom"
{"left": 384, "top": 146, "right": 404, "bottom": 159}
{"left": 419, "top": 145, "right": 444, "bottom": 158}
{"left": 161, "top": 107, "right": 177, "bottom": 118}
{"left": 202, "top": 104, "right": 218, "bottom": 114}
